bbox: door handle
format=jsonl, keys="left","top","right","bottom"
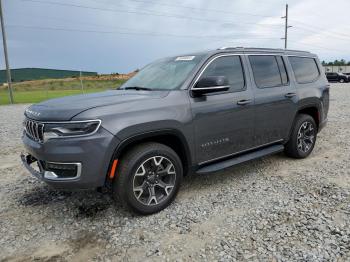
{"left": 285, "top": 92, "right": 296, "bottom": 98}
{"left": 237, "top": 99, "right": 252, "bottom": 105}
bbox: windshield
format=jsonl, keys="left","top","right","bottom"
{"left": 120, "top": 55, "right": 204, "bottom": 90}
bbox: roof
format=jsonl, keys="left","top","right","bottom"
{"left": 177, "top": 47, "right": 317, "bottom": 60}
{"left": 215, "top": 47, "right": 316, "bottom": 56}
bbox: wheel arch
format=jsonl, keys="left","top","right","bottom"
{"left": 297, "top": 105, "right": 320, "bottom": 128}
{"left": 286, "top": 104, "right": 320, "bottom": 143}
{"left": 109, "top": 129, "right": 193, "bottom": 179}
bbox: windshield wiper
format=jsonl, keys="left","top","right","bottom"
{"left": 123, "top": 86, "right": 153, "bottom": 91}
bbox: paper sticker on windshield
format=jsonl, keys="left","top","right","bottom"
{"left": 175, "top": 56, "right": 195, "bottom": 61}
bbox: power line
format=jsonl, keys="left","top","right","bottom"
{"left": 293, "top": 25, "right": 350, "bottom": 41}
{"left": 8, "top": 24, "right": 282, "bottom": 40}
{"left": 289, "top": 40, "right": 348, "bottom": 54}
{"left": 87, "top": 0, "right": 278, "bottom": 19}
{"left": 290, "top": 19, "right": 350, "bottom": 39}
{"left": 292, "top": 27, "right": 350, "bottom": 42}
{"left": 20, "top": 0, "right": 284, "bottom": 28}
{"left": 10, "top": 11, "right": 284, "bottom": 36}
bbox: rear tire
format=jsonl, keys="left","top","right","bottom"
{"left": 285, "top": 114, "right": 317, "bottom": 159}
{"left": 112, "top": 142, "right": 183, "bottom": 215}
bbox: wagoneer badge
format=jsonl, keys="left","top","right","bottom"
{"left": 25, "top": 109, "right": 41, "bottom": 117}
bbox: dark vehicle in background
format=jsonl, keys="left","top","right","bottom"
{"left": 326, "top": 72, "right": 348, "bottom": 83}
{"left": 21, "top": 47, "right": 329, "bottom": 214}
{"left": 343, "top": 73, "right": 350, "bottom": 81}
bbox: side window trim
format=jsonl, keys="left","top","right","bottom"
{"left": 287, "top": 56, "right": 321, "bottom": 84}
{"left": 276, "top": 56, "right": 290, "bottom": 86}
{"left": 190, "top": 54, "right": 247, "bottom": 93}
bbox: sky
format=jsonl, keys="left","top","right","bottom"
{"left": 1, "top": 0, "right": 349, "bottom": 73}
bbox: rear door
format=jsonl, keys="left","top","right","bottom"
{"left": 248, "top": 54, "right": 298, "bottom": 146}
{"left": 190, "top": 54, "right": 255, "bottom": 164}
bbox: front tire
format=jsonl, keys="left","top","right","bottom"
{"left": 339, "top": 78, "right": 345, "bottom": 83}
{"left": 285, "top": 114, "right": 317, "bottom": 159}
{"left": 113, "top": 142, "right": 183, "bottom": 215}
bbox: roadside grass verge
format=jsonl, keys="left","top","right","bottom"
{"left": 0, "top": 79, "right": 127, "bottom": 105}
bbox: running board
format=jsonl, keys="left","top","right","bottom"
{"left": 196, "top": 144, "right": 284, "bottom": 174}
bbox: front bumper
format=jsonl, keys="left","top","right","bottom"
{"left": 21, "top": 126, "right": 119, "bottom": 190}
{"left": 21, "top": 154, "right": 82, "bottom": 180}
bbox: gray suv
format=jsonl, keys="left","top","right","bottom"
{"left": 21, "top": 47, "right": 329, "bottom": 214}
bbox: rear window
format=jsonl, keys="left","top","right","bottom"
{"left": 289, "top": 57, "right": 320, "bottom": 83}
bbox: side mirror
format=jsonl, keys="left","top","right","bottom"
{"left": 192, "top": 76, "right": 230, "bottom": 96}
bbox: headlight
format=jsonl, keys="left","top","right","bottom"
{"left": 44, "top": 120, "right": 101, "bottom": 140}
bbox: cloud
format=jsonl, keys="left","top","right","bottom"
{"left": 1, "top": 0, "right": 349, "bottom": 72}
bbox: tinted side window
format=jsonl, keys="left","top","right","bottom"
{"left": 200, "top": 56, "right": 245, "bottom": 92}
{"left": 249, "top": 56, "right": 282, "bottom": 88}
{"left": 276, "top": 56, "right": 289, "bottom": 85}
{"left": 289, "top": 57, "right": 320, "bottom": 83}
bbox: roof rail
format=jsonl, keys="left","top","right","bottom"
{"left": 217, "top": 47, "right": 310, "bottom": 53}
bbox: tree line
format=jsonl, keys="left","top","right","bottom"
{"left": 322, "top": 59, "right": 350, "bottom": 66}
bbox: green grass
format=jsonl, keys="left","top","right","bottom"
{"left": 0, "top": 79, "right": 127, "bottom": 105}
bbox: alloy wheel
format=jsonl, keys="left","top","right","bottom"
{"left": 132, "top": 156, "right": 176, "bottom": 206}
{"left": 297, "top": 121, "right": 315, "bottom": 153}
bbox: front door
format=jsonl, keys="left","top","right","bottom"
{"left": 190, "top": 55, "right": 255, "bottom": 164}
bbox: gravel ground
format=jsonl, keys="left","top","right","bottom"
{"left": 0, "top": 83, "right": 349, "bottom": 261}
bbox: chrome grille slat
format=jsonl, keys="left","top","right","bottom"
{"left": 30, "top": 121, "right": 34, "bottom": 138}
{"left": 38, "top": 124, "right": 44, "bottom": 141}
{"left": 31, "top": 122, "right": 35, "bottom": 139}
{"left": 24, "top": 119, "right": 44, "bottom": 143}
{"left": 25, "top": 121, "right": 29, "bottom": 133}
{"left": 34, "top": 122, "right": 39, "bottom": 139}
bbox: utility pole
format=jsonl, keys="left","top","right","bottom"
{"left": 80, "top": 70, "right": 84, "bottom": 93}
{"left": 281, "top": 4, "right": 292, "bottom": 49}
{"left": 0, "top": 0, "right": 14, "bottom": 104}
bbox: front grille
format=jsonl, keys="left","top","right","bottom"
{"left": 24, "top": 119, "right": 44, "bottom": 143}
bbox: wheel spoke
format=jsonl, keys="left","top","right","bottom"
{"left": 147, "top": 186, "right": 158, "bottom": 205}
{"left": 157, "top": 163, "right": 175, "bottom": 177}
{"left": 304, "top": 135, "right": 314, "bottom": 142}
{"left": 133, "top": 181, "right": 147, "bottom": 199}
{"left": 149, "top": 156, "right": 164, "bottom": 172}
{"left": 297, "top": 140, "right": 303, "bottom": 150}
{"left": 302, "top": 140, "right": 309, "bottom": 151}
{"left": 135, "top": 164, "right": 146, "bottom": 177}
{"left": 156, "top": 180, "right": 174, "bottom": 196}
{"left": 153, "top": 156, "right": 164, "bottom": 166}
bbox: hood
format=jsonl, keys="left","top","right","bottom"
{"left": 25, "top": 90, "right": 170, "bottom": 121}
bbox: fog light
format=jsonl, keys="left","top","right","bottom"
{"left": 43, "top": 162, "right": 82, "bottom": 180}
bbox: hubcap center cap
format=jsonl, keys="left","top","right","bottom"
{"left": 148, "top": 174, "right": 157, "bottom": 183}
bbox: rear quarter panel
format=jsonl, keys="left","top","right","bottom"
{"left": 287, "top": 56, "right": 329, "bottom": 125}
